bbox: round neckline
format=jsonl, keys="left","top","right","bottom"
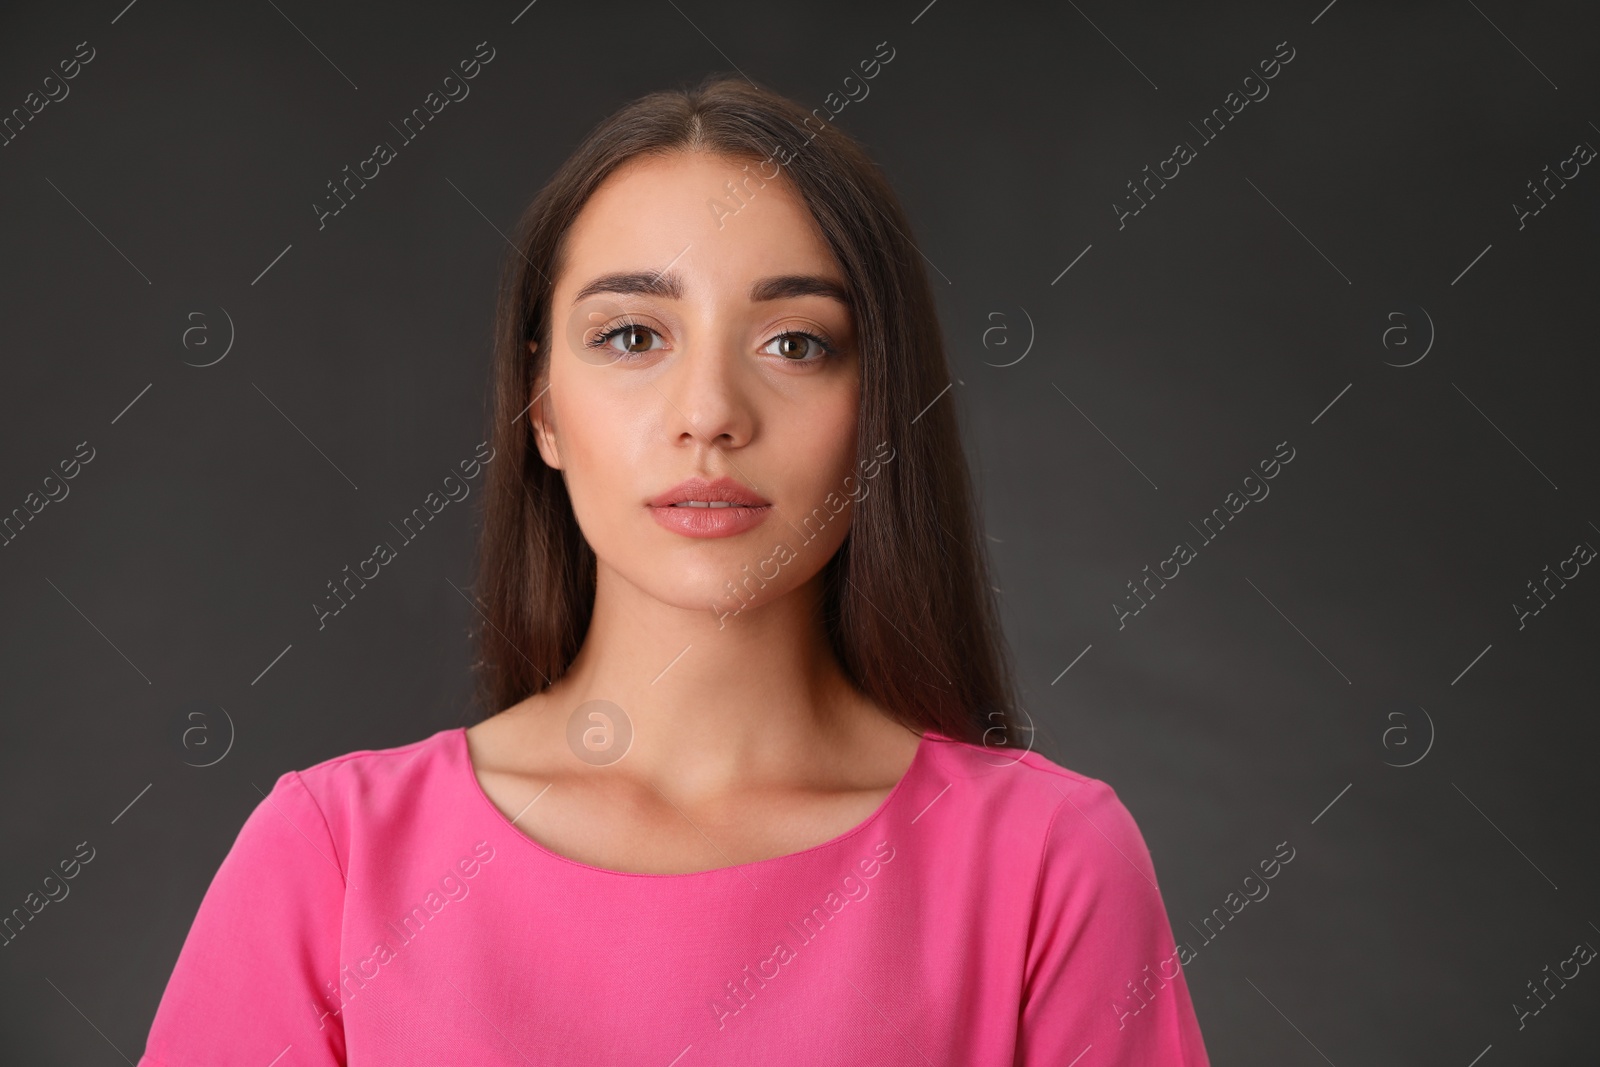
{"left": 456, "top": 724, "right": 940, "bottom": 879}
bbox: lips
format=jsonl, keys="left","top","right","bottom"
{"left": 647, "top": 476, "right": 770, "bottom": 508}
{"left": 648, "top": 476, "right": 772, "bottom": 538}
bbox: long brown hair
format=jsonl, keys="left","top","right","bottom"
{"left": 472, "top": 74, "right": 1022, "bottom": 749}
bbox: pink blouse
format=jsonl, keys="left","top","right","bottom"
{"left": 138, "top": 726, "right": 1209, "bottom": 1065}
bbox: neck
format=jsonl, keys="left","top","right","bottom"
{"left": 545, "top": 560, "right": 870, "bottom": 791}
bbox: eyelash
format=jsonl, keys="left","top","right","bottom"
{"left": 585, "top": 320, "right": 838, "bottom": 362}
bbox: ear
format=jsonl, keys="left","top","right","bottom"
{"left": 527, "top": 342, "right": 563, "bottom": 469}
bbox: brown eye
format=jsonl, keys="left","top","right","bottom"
{"left": 762, "top": 331, "right": 834, "bottom": 361}
{"left": 591, "top": 323, "right": 665, "bottom": 357}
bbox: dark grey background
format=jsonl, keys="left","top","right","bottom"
{"left": 2, "top": 0, "right": 1596, "bottom": 1062}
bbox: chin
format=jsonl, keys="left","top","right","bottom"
{"left": 625, "top": 551, "right": 809, "bottom": 620}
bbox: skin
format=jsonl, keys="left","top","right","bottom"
{"left": 466, "top": 150, "right": 921, "bottom": 875}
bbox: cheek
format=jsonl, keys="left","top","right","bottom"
{"left": 771, "top": 378, "right": 859, "bottom": 514}
{"left": 549, "top": 373, "right": 648, "bottom": 535}
{"left": 809, "top": 378, "right": 861, "bottom": 478}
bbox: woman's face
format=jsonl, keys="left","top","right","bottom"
{"left": 532, "top": 150, "right": 861, "bottom": 621}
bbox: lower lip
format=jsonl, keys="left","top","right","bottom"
{"left": 649, "top": 504, "right": 771, "bottom": 538}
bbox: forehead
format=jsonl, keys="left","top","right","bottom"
{"left": 556, "top": 151, "right": 841, "bottom": 300}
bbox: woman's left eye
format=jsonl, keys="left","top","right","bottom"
{"left": 761, "top": 331, "right": 835, "bottom": 361}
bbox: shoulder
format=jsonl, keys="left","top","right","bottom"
{"left": 914, "top": 731, "right": 1155, "bottom": 885}
{"left": 286, "top": 725, "right": 461, "bottom": 798}
{"left": 916, "top": 730, "right": 1133, "bottom": 824}
{"left": 252, "top": 727, "right": 465, "bottom": 877}
{"left": 957, "top": 738, "right": 1209, "bottom": 1062}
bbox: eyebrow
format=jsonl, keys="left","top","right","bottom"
{"left": 572, "top": 270, "right": 850, "bottom": 306}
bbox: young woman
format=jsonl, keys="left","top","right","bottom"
{"left": 140, "top": 77, "right": 1209, "bottom": 1065}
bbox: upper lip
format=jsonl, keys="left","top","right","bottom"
{"left": 648, "top": 476, "right": 770, "bottom": 507}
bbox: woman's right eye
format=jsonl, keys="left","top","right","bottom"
{"left": 591, "top": 324, "right": 666, "bottom": 356}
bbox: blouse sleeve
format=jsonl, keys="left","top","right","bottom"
{"left": 1015, "top": 777, "right": 1210, "bottom": 1066}
{"left": 138, "top": 770, "right": 348, "bottom": 1067}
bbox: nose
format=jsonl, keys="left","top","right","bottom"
{"left": 657, "top": 327, "right": 755, "bottom": 454}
